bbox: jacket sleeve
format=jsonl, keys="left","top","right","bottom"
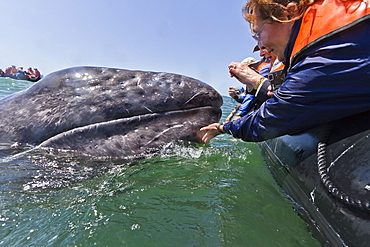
{"left": 223, "top": 29, "right": 370, "bottom": 142}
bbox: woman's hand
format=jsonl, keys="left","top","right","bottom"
{"left": 228, "top": 62, "right": 264, "bottom": 91}
{"left": 198, "top": 123, "right": 224, "bottom": 144}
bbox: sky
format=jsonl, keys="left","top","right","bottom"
{"left": 1, "top": 0, "right": 258, "bottom": 96}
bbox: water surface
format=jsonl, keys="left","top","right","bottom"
{"left": 0, "top": 77, "right": 320, "bottom": 246}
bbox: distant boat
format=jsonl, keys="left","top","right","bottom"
{"left": 2, "top": 74, "right": 42, "bottom": 82}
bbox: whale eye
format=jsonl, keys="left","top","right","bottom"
{"left": 88, "top": 80, "right": 100, "bottom": 86}
{"left": 124, "top": 103, "right": 132, "bottom": 108}
{"left": 101, "top": 75, "right": 112, "bottom": 81}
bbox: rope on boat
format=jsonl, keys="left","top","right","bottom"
{"left": 317, "top": 140, "right": 370, "bottom": 213}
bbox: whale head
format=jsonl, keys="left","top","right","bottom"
{"left": 0, "top": 67, "right": 222, "bottom": 158}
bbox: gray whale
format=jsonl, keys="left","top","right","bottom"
{"left": 0, "top": 67, "right": 222, "bottom": 158}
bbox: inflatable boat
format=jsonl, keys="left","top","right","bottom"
{"left": 258, "top": 110, "right": 370, "bottom": 247}
{"left": 9, "top": 74, "right": 41, "bottom": 82}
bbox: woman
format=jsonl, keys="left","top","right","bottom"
{"left": 200, "top": 0, "right": 370, "bottom": 143}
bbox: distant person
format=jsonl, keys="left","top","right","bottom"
{"left": 10, "top": 65, "right": 17, "bottom": 77}
{"left": 26, "top": 67, "right": 39, "bottom": 81}
{"left": 34, "top": 68, "right": 41, "bottom": 79}
{"left": 4, "top": 66, "right": 12, "bottom": 77}
{"left": 16, "top": 67, "right": 28, "bottom": 80}
{"left": 27, "top": 67, "right": 35, "bottom": 76}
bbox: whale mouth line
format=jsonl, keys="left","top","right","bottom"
{"left": 39, "top": 106, "right": 219, "bottom": 150}
{"left": 69, "top": 104, "right": 218, "bottom": 135}
{"left": 85, "top": 105, "right": 216, "bottom": 130}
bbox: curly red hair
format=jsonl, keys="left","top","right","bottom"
{"left": 243, "top": 0, "right": 314, "bottom": 23}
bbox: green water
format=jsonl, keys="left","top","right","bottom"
{"left": 0, "top": 77, "right": 320, "bottom": 246}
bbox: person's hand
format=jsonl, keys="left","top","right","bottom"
{"left": 267, "top": 85, "right": 274, "bottom": 97}
{"left": 228, "top": 62, "right": 263, "bottom": 91}
{"left": 228, "top": 86, "right": 237, "bottom": 98}
{"left": 225, "top": 116, "right": 232, "bottom": 122}
{"left": 199, "top": 123, "right": 223, "bottom": 143}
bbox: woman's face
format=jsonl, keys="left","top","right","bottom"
{"left": 251, "top": 7, "right": 295, "bottom": 61}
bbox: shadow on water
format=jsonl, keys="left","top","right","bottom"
{"left": 0, "top": 82, "right": 321, "bottom": 246}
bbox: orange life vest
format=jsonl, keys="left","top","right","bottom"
{"left": 256, "top": 61, "right": 270, "bottom": 72}
{"left": 291, "top": 0, "right": 370, "bottom": 59}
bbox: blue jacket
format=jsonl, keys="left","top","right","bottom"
{"left": 236, "top": 94, "right": 257, "bottom": 116}
{"left": 223, "top": 1, "right": 370, "bottom": 142}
